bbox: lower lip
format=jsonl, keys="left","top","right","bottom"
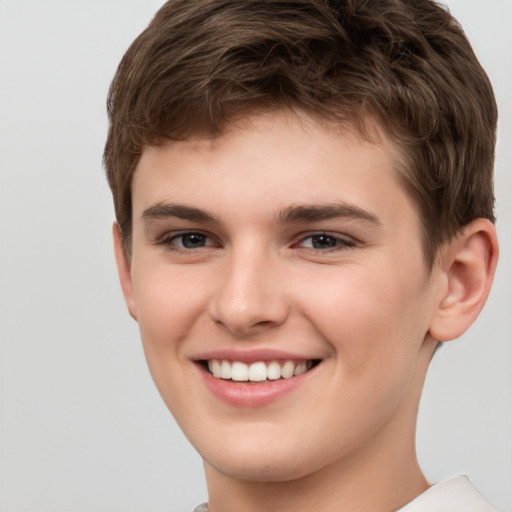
{"left": 197, "top": 364, "right": 317, "bottom": 408}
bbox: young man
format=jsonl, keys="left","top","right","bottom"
{"left": 104, "top": 1, "right": 502, "bottom": 510}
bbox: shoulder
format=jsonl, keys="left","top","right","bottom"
{"left": 397, "top": 476, "right": 507, "bottom": 512}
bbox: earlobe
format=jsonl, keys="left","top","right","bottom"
{"left": 429, "top": 219, "right": 498, "bottom": 342}
{"left": 112, "top": 223, "right": 138, "bottom": 321}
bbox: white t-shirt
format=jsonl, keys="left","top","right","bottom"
{"left": 397, "top": 476, "right": 503, "bottom": 512}
{"left": 191, "top": 476, "right": 506, "bottom": 512}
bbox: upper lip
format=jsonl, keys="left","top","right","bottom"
{"left": 192, "top": 348, "right": 322, "bottom": 364}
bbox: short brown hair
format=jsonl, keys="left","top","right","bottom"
{"left": 104, "top": 0, "right": 497, "bottom": 266}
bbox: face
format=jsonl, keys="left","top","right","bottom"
{"left": 119, "top": 111, "right": 441, "bottom": 482}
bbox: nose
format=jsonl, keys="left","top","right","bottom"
{"left": 208, "top": 245, "right": 290, "bottom": 337}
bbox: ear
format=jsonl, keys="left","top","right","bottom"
{"left": 429, "top": 219, "right": 498, "bottom": 342}
{"left": 112, "top": 223, "right": 138, "bottom": 321}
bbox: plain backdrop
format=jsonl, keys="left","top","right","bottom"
{"left": 0, "top": 1, "right": 510, "bottom": 511}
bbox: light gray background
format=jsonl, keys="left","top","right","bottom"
{"left": 0, "top": 1, "right": 510, "bottom": 511}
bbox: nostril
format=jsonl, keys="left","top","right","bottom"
{"left": 211, "top": 313, "right": 284, "bottom": 337}
{"left": 253, "top": 320, "right": 273, "bottom": 327}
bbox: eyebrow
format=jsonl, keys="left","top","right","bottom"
{"left": 275, "top": 202, "right": 381, "bottom": 225}
{"left": 141, "top": 202, "right": 220, "bottom": 223}
{"left": 141, "top": 201, "right": 381, "bottom": 226}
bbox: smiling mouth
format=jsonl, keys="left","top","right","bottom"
{"left": 200, "top": 359, "right": 321, "bottom": 382}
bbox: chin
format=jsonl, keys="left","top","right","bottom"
{"left": 206, "top": 453, "right": 319, "bottom": 483}
{"left": 197, "top": 432, "right": 335, "bottom": 483}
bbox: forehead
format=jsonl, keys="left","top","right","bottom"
{"left": 132, "top": 111, "right": 406, "bottom": 210}
{"left": 134, "top": 110, "right": 401, "bottom": 185}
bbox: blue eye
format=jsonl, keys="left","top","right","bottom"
{"left": 298, "top": 233, "right": 355, "bottom": 250}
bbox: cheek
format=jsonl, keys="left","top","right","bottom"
{"left": 131, "top": 265, "right": 212, "bottom": 417}
{"left": 132, "top": 264, "right": 211, "bottom": 355}
{"left": 299, "top": 263, "right": 431, "bottom": 377}
{"left": 292, "top": 269, "right": 432, "bottom": 451}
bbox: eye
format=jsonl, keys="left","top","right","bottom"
{"left": 296, "top": 232, "right": 355, "bottom": 251}
{"left": 159, "top": 231, "right": 218, "bottom": 251}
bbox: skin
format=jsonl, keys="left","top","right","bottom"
{"left": 114, "top": 110, "right": 498, "bottom": 512}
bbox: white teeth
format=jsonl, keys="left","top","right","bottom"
{"left": 231, "top": 361, "right": 249, "bottom": 381}
{"left": 281, "top": 360, "right": 295, "bottom": 379}
{"left": 248, "top": 362, "right": 267, "bottom": 382}
{"left": 267, "top": 361, "right": 282, "bottom": 380}
{"left": 207, "top": 359, "right": 314, "bottom": 382}
{"left": 208, "top": 359, "right": 222, "bottom": 378}
{"left": 220, "top": 360, "right": 231, "bottom": 379}
{"left": 294, "top": 361, "right": 308, "bottom": 376}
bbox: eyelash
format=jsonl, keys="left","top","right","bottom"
{"left": 294, "top": 232, "right": 356, "bottom": 251}
{"left": 156, "top": 230, "right": 356, "bottom": 254}
{"left": 156, "top": 231, "right": 218, "bottom": 253}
